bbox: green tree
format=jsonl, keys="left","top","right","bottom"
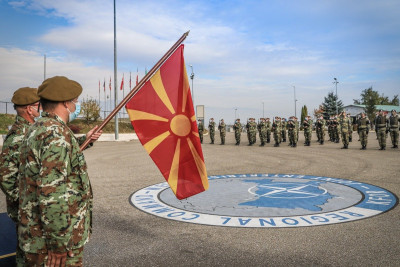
{"left": 81, "top": 98, "right": 100, "bottom": 124}
{"left": 353, "top": 87, "right": 399, "bottom": 121}
{"left": 322, "top": 92, "right": 343, "bottom": 118}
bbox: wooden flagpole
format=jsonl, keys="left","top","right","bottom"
{"left": 80, "top": 31, "right": 190, "bottom": 151}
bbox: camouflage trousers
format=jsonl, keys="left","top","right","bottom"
{"left": 235, "top": 131, "right": 241, "bottom": 144}
{"left": 220, "top": 133, "right": 226, "bottom": 144}
{"left": 281, "top": 130, "right": 286, "bottom": 141}
{"left": 273, "top": 131, "right": 281, "bottom": 144}
{"left": 341, "top": 130, "right": 349, "bottom": 146}
{"left": 304, "top": 130, "right": 312, "bottom": 143}
{"left": 390, "top": 129, "right": 399, "bottom": 146}
{"left": 259, "top": 131, "right": 267, "bottom": 144}
{"left": 334, "top": 129, "right": 341, "bottom": 142}
{"left": 377, "top": 128, "right": 387, "bottom": 148}
{"left": 266, "top": 130, "right": 271, "bottom": 142}
{"left": 209, "top": 132, "right": 215, "bottom": 143}
{"left": 23, "top": 247, "right": 84, "bottom": 267}
{"left": 199, "top": 132, "right": 203, "bottom": 143}
{"left": 248, "top": 131, "right": 256, "bottom": 144}
{"left": 288, "top": 130, "right": 297, "bottom": 145}
{"left": 317, "top": 129, "right": 325, "bottom": 142}
{"left": 359, "top": 129, "right": 368, "bottom": 147}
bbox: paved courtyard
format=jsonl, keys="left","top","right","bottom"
{"left": 1, "top": 132, "right": 399, "bottom": 266}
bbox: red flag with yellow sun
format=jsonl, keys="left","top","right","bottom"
{"left": 126, "top": 45, "right": 208, "bottom": 199}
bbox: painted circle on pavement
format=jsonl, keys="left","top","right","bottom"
{"left": 129, "top": 174, "right": 398, "bottom": 228}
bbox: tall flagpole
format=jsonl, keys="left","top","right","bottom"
{"left": 80, "top": 31, "right": 190, "bottom": 150}
{"left": 113, "top": 0, "right": 119, "bottom": 140}
{"left": 44, "top": 54, "right": 46, "bottom": 80}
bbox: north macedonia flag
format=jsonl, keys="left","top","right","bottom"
{"left": 126, "top": 45, "right": 208, "bottom": 199}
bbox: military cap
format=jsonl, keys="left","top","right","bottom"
{"left": 11, "top": 87, "right": 40, "bottom": 105}
{"left": 38, "top": 76, "right": 82, "bottom": 101}
{"left": 392, "top": 109, "right": 396, "bottom": 112}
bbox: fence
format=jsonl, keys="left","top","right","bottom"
{"left": 0, "top": 101, "right": 15, "bottom": 115}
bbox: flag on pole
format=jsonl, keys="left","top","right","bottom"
{"left": 109, "top": 77, "right": 112, "bottom": 91}
{"left": 136, "top": 71, "right": 139, "bottom": 86}
{"left": 98, "top": 80, "right": 100, "bottom": 93}
{"left": 103, "top": 79, "right": 105, "bottom": 92}
{"left": 126, "top": 45, "right": 208, "bottom": 199}
{"left": 120, "top": 74, "right": 124, "bottom": 90}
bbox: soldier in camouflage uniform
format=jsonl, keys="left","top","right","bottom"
{"left": 208, "top": 118, "right": 216, "bottom": 144}
{"left": 315, "top": 114, "right": 326, "bottom": 145}
{"left": 218, "top": 119, "right": 226, "bottom": 145}
{"left": 357, "top": 112, "right": 370, "bottom": 150}
{"left": 246, "top": 118, "right": 257, "bottom": 145}
{"left": 233, "top": 118, "right": 242, "bottom": 145}
{"left": 347, "top": 113, "right": 353, "bottom": 142}
{"left": 339, "top": 111, "right": 351, "bottom": 149}
{"left": 302, "top": 116, "right": 312, "bottom": 146}
{"left": 388, "top": 110, "right": 400, "bottom": 148}
{"left": 287, "top": 116, "right": 297, "bottom": 147}
{"left": 272, "top": 117, "right": 282, "bottom": 147}
{"left": 257, "top": 118, "right": 267, "bottom": 146}
{"left": 281, "top": 118, "right": 287, "bottom": 142}
{"left": 375, "top": 109, "right": 388, "bottom": 150}
{"left": 294, "top": 117, "right": 299, "bottom": 142}
{"left": 197, "top": 119, "right": 204, "bottom": 143}
{"left": 265, "top": 118, "right": 272, "bottom": 143}
{"left": 327, "top": 116, "right": 334, "bottom": 142}
{"left": 333, "top": 116, "right": 341, "bottom": 143}
{"left": 18, "top": 76, "right": 102, "bottom": 266}
{"left": 0, "top": 87, "right": 41, "bottom": 266}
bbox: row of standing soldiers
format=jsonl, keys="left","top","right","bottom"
{"left": 197, "top": 109, "right": 400, "bottom": 150}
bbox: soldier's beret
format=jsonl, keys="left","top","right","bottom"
{"left": 11, "top": 87, "right": 40, "bottom": 105}
{"left": 38, "top": 76, "right": 82, "bottom": 101}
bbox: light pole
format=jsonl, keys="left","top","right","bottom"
{"left": 293, "top": 86, "right": 297, "bottom": 117}
{"left": 190, "top": 65, "right": 194, "bottom": 107}
{"left": 234, "top": 108, "right": 237, "bottom": 119}
{"left": 333, "top": 78, "right": 339, "bottom": 114}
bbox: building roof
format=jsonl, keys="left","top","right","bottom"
{"left": 344, "top": 104, "right": 400, "bottom": 112}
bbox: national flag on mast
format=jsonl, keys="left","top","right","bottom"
{"left": 120, "top": 74, "right": 124, "bottom": 90}
{"left": 126, "top": 44, "right": 208, "bottom": 199}
{"left": 98, "top": 80, "right": 100, "bottom": 93}
{"left": 109, "top": 77, "right": 112, "bottom": 91}
{"left": 129, "top": 72, "right": 132, "bottom": 90}
{"left": 136, "top": 68, "right": 139, "bottom": 86}
{"left": 103, "top": 79, "right": 105, "bottom": 92}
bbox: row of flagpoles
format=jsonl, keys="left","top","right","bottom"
{"left": 97, "top": 69, "right": 148, "bottom": 119}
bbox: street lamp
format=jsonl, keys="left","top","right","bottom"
{"left": 293, "top": 86, "right": 297, "bottom": 117}
{"left": 190, "top": 65, "right": 194, "bottom": 107}
{"left": 333, "top": 78, "right": 339, "bottom": 114}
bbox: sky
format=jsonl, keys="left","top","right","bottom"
{"left": 0, "top": 0, "right": 399, "bottom": 122}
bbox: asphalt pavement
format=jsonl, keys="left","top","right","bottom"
{"left": 1, "top": 132, "right": 399, "bottom": 266}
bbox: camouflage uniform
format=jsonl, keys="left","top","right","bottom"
{"left": 357, "top": 114, "right": 370, "bottom": 150}
{"left": 287, "top": 117, "right": 297, "bottom": 147}
{"left": 233, "top": 119, "right": 242, "bottom": 145}
{"left": 265, "top": 118, "right": 271, "bottom": 143}
{"left": 315, "top": 116, "right": 326, "bottom": 144}
{"left": 347, "top": 114, "right": 353, "bottom": 142}
{"left": 246, "top": 119, "right": 257, "bottom": 145}
{"left": 375, "top": 112, "right": 388, "bottom": 150}
{"left": 0, "top": 116, "right": 30, "bottom": 266}
{"left": 208, "top": 120, "right": 216, "bottom": 144}
{"left": 333, "top": 117, "right": 341, "bottom": 143}
{"left": 339, "top": 114, "right": 351, "bottom": 149}
{"left": 197, "top": 120, "right": 204, "bottom": 143}
{"left": 281, "top": 119, "right": 287, "bottom": 142}
{"left": 218, "top": 120, "right": 226, "bottom": 145}
{"left": 272, "top": 118, "right": 281, "bottom": 147}
{"left": 18, "top": 112, "right": 93, "bottom": 264}
{"left": 389, "top": 111, "right": 400, "bottom": 148}
{"left": 257, "top": 118, "right": 267, "bottom": 146}
{"left": 302, "top": 118, "right": 312, "bottom": 146}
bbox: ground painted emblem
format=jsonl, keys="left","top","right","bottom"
{"left": 129, "top": 174, "right": 398, "bottom": 227}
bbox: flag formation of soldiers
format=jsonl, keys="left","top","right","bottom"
{"left": 198, "top": 109, "right": 400, "bottom": 150}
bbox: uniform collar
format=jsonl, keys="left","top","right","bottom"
{"left": 41, "top": 111, "right": 67, "bottom": 126}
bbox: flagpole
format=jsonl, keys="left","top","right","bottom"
{"left": 80, "top": 31, "right": 190, "bottom": 151}
{"left": 113, "top": 0, "right": 119, "bottom": 140}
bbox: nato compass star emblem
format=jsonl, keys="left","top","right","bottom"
{"left": 248, "top": 182, "right": 328, "bottom": 199}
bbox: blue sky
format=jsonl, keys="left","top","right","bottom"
{"left": 0, "top": 0, "right": 399, "bottom": 122}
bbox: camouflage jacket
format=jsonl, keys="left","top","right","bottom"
{"left": 18, "top": 112, "right": 92, "bottom": 253}
{"left": 257, "top": 121, "right": 267, "bottom": 134}
{"left": 208, "top": 122, "right": 215, "bottom": 133}
{"left": 246, "top": 122, "right": 257, "bottom": 133}
{"left": 389, "top": 115, "right": 400, "bottom": 128}
{"left": 198, "top": 122, "right": 204, "bottom": 133}
{"left": 339, "top": 116, "right": 351, "bottom": 131}
{"left": 233, "top": 122, "right": 242, "bottom": 132}
{"left": 218, "top": 122, "right": 226, "bottom": 134}
{"left": 0, "top": 115, "right": 31, "bottom": 222}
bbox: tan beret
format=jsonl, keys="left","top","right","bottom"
{"left": 38, "top": 76, "right": 82, "bottom": 101}
{"left": 11, "top": 87, "right": 40, "bottom": 105}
